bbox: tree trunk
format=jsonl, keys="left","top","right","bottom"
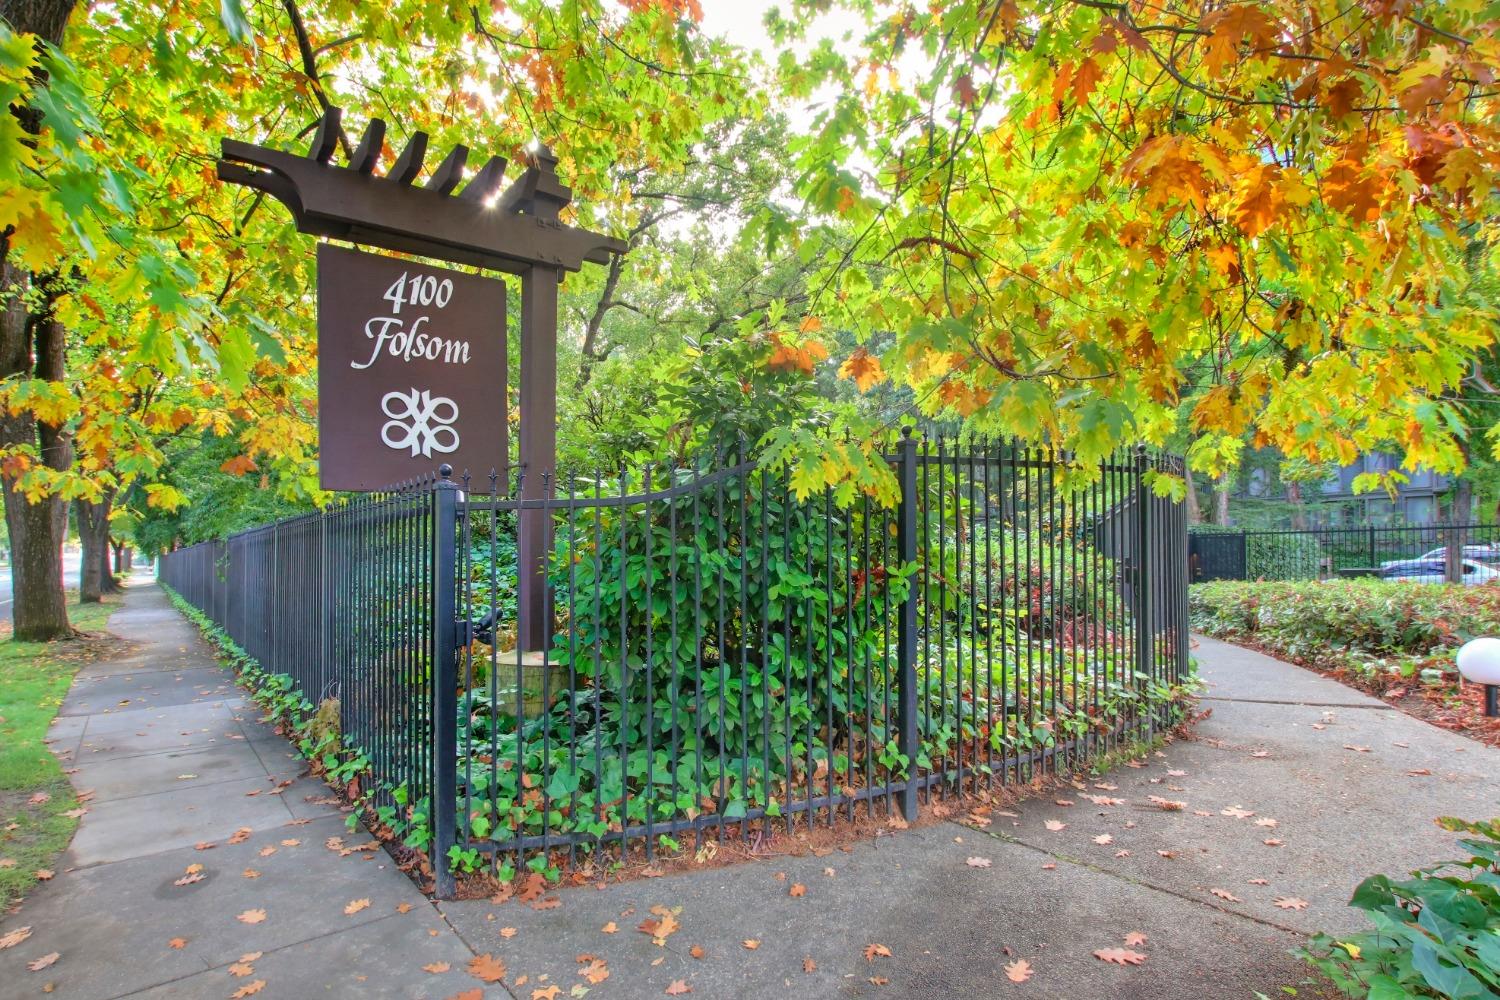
{"left": 74, "top": 492, "right": 113, "bottom": 602}
{"left": 1445, "top": 478, "right": 1473, "bottom": 585}
{"left": 0, "top": 2, "right": 77, "bottom": 47}
{"left": 1214, "top": 473, "right": 1232, "bottom": 525}
{"left": 575, "top": 251, "right": 626, "bottom": 390}
{"left": 4, "top": 483, "right": 67, "bottom": 636}
{"left": 0, "top": 261, "right": 72, "bottom": 638}
{"left": 1183, "top": 465, "right": 1202, "bottom": 525}
{"left": 0, "top": 0, "right": 81, "bottom": 640}
{"left": 1286, "top": 480, "right": 1307, "bottom": 530}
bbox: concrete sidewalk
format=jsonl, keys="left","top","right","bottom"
{"left": 0, "top": 576, "right": 478, "bottom": 999}
{"left": 3, "top": 582, "right": 1497, "bottom": 999}
{"left": 431, "top": 636, "right": 1500, "bottom": 1000}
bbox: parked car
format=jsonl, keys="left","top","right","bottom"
{"left": 1380, "top": 544, "right": 1500, "bottom": 570}
{"left": 1379, "top": 559, "right": 1500, "bottom": 585}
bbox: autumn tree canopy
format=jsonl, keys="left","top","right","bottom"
{"left": 771, "top": 0, "right": 1500, "bottom": 498}
{"left": 0, "top": 0, "right": 750, "bottom": 636}
{"left": 4, "top": 0, "right": 1500, "bottom": 635}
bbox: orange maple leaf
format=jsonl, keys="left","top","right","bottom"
{"left": 467, "top": 953, "right": 507, "bottom": 983}
{"left": 220, "top": 454, "right": 258, "bottom": 477}
{"left": 1199, "top": 4, "right": 1280, "bottom": 73}
{"left": 1072, "top": 57, "right": 1105, "bottom": 105}
{"left": 839, "top": 347, "right": 887, "bottom": 392}
{"left": 1232, "top": 164, "right": 1284, "bottom": 237}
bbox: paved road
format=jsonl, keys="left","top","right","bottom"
{"left": 0, "top": 551, "right": 89, "bottom": 626}
{"left": 2, "top": 585, "right": 1496, "bottom": 998}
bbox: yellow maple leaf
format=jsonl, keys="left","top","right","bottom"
{"left": 4, "top": 193, "right": 66, "bottom": 271}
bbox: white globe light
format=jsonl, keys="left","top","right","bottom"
{"left": 1456, "top": 637, "right": 1500, "bottom": 686}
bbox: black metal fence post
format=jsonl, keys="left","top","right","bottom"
{"left": 1133, "top": 446, "right": 1153, "bottom": 725}
{"left": 895, "top": 428, "right": 919, "bottom": 822}
{"left": 430, "top": 468, "right": 460, "bottom": 899}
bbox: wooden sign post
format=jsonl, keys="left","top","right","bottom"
{"left": 218, "top": 108, "right": 624, "bottom": 651}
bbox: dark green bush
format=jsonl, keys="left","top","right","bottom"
{"left": 1190, "top": 580, "right": 1500, "bottom": 657}
{"left": 1246, "top": 532, "right": 1323, "bottom": 580}
{"left": 1302, "top": 817, "right": 1500, "bottom": 999}
{"left": 454, "top": 470, "right": 1162, "bottom": 862}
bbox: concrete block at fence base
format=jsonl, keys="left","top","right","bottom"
{"left": 485, "top": 649, "right": 571, "bottom": 719}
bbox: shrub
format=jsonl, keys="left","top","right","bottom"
{"left": 1301, "top": 817, "right": 1500, "bottom": 999}
{"left": 1188, "top": 579, "right": 1500, "bottom": 691}
{"left": 454, "top": 469, "right": 1164, "bottom": 858}
{"left": 1245, "top": 532, "right": 1323, "bottom": 581}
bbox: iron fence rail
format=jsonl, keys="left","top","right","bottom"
{"left": 159, "top": 437, "right": 1190, "bottom": 897}
{"left": 1188, "top": 522, "right": 1500, "bottom": 582}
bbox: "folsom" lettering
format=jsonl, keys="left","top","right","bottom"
{"left": 351, "top": 316, "right": 472, "bottom": 370}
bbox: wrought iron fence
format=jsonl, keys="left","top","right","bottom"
{"left": 451, "top": 435, "right": 1187, "bottom": 884}
{"left": 159, "top": 485, "right": 446, "bottom": 874}
{"left": 159, "top": 436, "right": 1189, "bottom": 898}
{"left": 1188, "top": 522, "right": 1500, "bottom": 582}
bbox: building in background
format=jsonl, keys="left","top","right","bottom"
{"left": 1231, "top": 450, "right": 1461, "bottom": 528}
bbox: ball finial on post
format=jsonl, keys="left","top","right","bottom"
{"left": 1456, "top": 637, "right": 1500, "bottom": 717}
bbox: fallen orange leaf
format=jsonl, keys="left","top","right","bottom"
{"left": 665, "top": 980, "right": 692, "bottom": 995}
{"left": 468, "top": 953, "right": 507, "bottom": 983}
{"left": 1093, "top": 947, "right": 1147, "bottom": 965}
{"left": 27, "top": 952, "right": 60, "bottom": 972}
{"left": 1004, "top": 958, "right": 1033, "bottom": 982}
{"left": 344, "top": 898, "right": 371, "bottom": 915}
{"left": 864, "top": 943, "right": 893, "bottom": 961}
{"left": 230, "top": 981, "right": 266, "bottom": 998}
{"left": 423, "top": 962, "right": 451, "bottom": 974}
{"left": 236, "top": 909, "right": 267, "bottom": 925}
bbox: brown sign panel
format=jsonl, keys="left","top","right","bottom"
{"left": 317, "top": 244, "right": 507, "bottom": 490}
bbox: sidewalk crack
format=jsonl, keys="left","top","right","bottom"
{"left": 974, "top": 825, "right": 1309, "bottom": 937}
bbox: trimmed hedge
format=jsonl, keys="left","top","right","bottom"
{"left": 1188, "top": 579, "right": 1500, "bottom": 685}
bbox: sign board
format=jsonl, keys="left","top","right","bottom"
{"left": 316, "top": 244, "right": 507, "bottom": 490}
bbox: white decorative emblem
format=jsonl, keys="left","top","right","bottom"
{"left": 380, "top": 388, "right": 460, "bottom": 458}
